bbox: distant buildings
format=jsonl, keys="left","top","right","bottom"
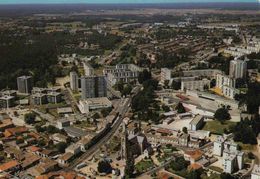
{"left": 17, "top": 76, "right": 33, "bottom": 94}
{"left": 229, "top": 59, "right": 247, "bottom": 79}
{"left": 81, "top": 76, "right": 107, "bottom": 99}
{"left": 213, "top": 136, "right": 244, "bottom": 174}
{"left": 103, "top": 64, "right": 143, "bottom": 86}
{"left": 70, "top": 72, "right": 79, "bottom": 92}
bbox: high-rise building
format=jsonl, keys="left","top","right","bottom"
{"left": 81, "top": 76, "right": 107, "bottom": 99}
{"left": 17, "top": 76, "right": 33, "bottom": 94}
{"left": 70, "top": 72, "right": 79, "bottom": 92}
{"left": 229, "top": 59, "right": 247, "bottom": 79}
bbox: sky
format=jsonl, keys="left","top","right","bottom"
{"left": 0, "top": 0, "right": 258, "bottom": 4}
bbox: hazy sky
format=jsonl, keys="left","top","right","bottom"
{"left": 0, "top": 0, "right": 258, "bottom": 4}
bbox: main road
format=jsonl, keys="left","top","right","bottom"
{"left": 66, "top": 86, "right": 141, "bottom": 170}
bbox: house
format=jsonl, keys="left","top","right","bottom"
{"left": 57, "top": 152, "right": 74, "bottom": 166}
{"left": 4, "top": 146, "right": 24, "bottom": 161}
{"left": 28, "top": 158, "right": 59, "bottom": 177}
{"left": 0, "top": 160, "right": 20, "bottom": 174}
{"left": 0, "top": 119, "right": 14, "bottom": 131}
{"left": 37, "top": 149, "right": 57, "bottom": 158}
{"left": 26, "top": 146, "right": 41, "bottom": 154}
{"left": 21, "top": 153, "right": 41, "bottom": 170}
{"left": 4, "top": 126, "right": 28, "bottom": 137}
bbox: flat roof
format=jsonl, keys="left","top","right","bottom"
{"left": 190, "top": 115, "right": 204, "bottom": 125}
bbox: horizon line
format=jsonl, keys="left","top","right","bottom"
{"left": 0, "top": 1, "right": 258, "bottom": 5}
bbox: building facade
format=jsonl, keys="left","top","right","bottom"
{"left": 17, "top": 76, "right": 33, "bottom": 94}
{"left": 229, "top": 59, "right": 247, "bottom": 79}
{"left": 81, "top": 76, "right": 107, "bottom": 99}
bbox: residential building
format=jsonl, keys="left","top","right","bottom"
{"left": 229, "top": 59, "right": 247, "bottom": 79}
{"left": 213, "top": 136, "right": 244, "bottom": 173}
{"left": 0, "top": 95, "right": 15, "bottom": 108}
{"left": 31, "top": 93, "right": 47, "bottom": 105}
{"left": 181, "top": 78, "right": 210, "bottom": 91}
{"left": 58, "top": 152, "right": 74, "bottom": 166}
{"left": 160, "top": 68, "right": 172, "bottom": 82}
{"left": 0, "top": 160, "right": 21, "bottom": 174}
{"left": 251, "top": 165, "right": 260, "bottom": 179}
{"left": 83, "top": 61, "right": 94, "bottom": 76}
{"left": 17, "top": 76, "right": 33, "bottom": 94}
{"left": 47, "top": 92, "right": 62, "bottom": 104}
{"left": 70, "top": 71, "right": 79, "bottom": 92}
{"left": 81, "top": 76, "right": 107, "bottom": 99}
{"left": 216, "top": 74, "right": 238, "bottom": 99}
{"left": 103, "top": 64, "right": 143, "bottom": 86}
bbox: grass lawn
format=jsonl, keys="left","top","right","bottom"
{"left": 202, "top": 120, "right": 236, "bottom": 135}
{"left": 209, "top": 166, "right": 223, "bottom": 173}
{"left": 135, "top": 159, "right": 154, "bottom": 173}
{"left": 236, "top": 142, "right": 256, "bottom": 151}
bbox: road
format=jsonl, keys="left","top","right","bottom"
{"left": 66, "top": 86, "right": 140, "bottom": 170}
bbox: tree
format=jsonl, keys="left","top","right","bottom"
{"left": 220, "top": 173, "right": 237, "bottom": 179}
{"left": 56, "top": 142, "right": 67, "bottom": 153}
{"left": 214, "top": 107, "right": 231, "bottom": 122}
{"left": 24, "top": 113, "right": 36, "bottom": 124}
{"left": 138, "top": 69, "right": 151, "bottom": 84}
{"left": 176, "top": 102, "right": 186, "bottom": 113}
{"left": 38, "top": 139, "right": 46, "bottom": 147}
{"left": 122, "top": 84, "right": 132, "bottom": 96}
{"left": 46, "top": 125, "right": 60, "bottom": 134}
{"left": 101, "top": 107, "right": 112, "bottom": 117}
{"left": 182, "top": 127, "right": 188, "bottom": 134}
{"left": 171, "top": 80, "right": 181, "bottom": 90}
{"left": 97, "top": 160, "right": 112, "bottom": 174}
{"left": 210, "top": 79, "right": 216, "bottom": 88}
{"left": 162, "top": 105, "right": 170, "bottom": 112}
{"left": 169, "top": 156, "right": 189, "bottom": 171}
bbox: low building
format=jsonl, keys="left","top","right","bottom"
{"left": 51, "top": 133, "right": 68, "bottom": 144}
{"left": 251, "top": 165, "right": 260, "bottom": 179}
{"left": 47, "top": 92, "right": 62, "bottom": 104}
{"left": 56, "top": 119, "right": 70, "bottom": 130}
{"left": 181, "top": 79, "right": 210, "bottom": 91}
{"left": 0, "top": 95, "right": 15, "bottom": 108}
{"left": 31, "top": 93, "right": 47, "bottom": 105}
{"left": 78, "top": 97, "right": 112, "bottom": 114}
{"left": 57, "top": 152, "right": 74, "bottom": 166}
{"left": 189, "top": 115, "right": 204, "bottom": 131}
{"left": 0, "top": 160, "right": 20, "bottom": 174}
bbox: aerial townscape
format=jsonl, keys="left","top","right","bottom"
{"left": 0, "top": 1, "right": 260, "bottom": 179}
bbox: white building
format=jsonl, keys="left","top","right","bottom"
{"left": 83, "top": 62, "right": 94, "bottom": 76}
{"left": 78, "top": 97, "right": 112, "bottom": 114}
{"left": 216, "top": 74, "right": 238, "bottom": 99}
{"left": 70, "top": 71, "right": 79, "bottom": 92}
{"left": 251, "top": 165, "right": 260, "bottom": 179}
{"left": 213, "top": 136, "right": 244, "bottom": 174}
{"left": 181, "top": 79, "right": 210, "bottom": 91}
{"left": 189, "top": 115, "right": 204, "bottom": 131}
{"left": 229, "top": 59, "right": 247, "bottom": 79}
{"left": 103, "top": 64, "right": 143, "bottom": 86}
{"left": 160, "top": 68, "right": 172, "bottom": 83}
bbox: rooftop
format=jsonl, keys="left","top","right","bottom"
{"left": 0, "top": 160, "right": 19, "bottom": 171}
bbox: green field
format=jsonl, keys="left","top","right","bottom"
{"left": 202, "top": 120, "right": 236, "bottom": 135}
{"left": 135, "top": 159, "right": 154, "bottom": 173}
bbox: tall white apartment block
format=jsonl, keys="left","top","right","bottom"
{"left": 229, "top": 59, "right": 247, "bottom": 79}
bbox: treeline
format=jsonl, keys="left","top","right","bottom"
{"left": 0, "top": 38, "right": 60, "bottom": 89}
